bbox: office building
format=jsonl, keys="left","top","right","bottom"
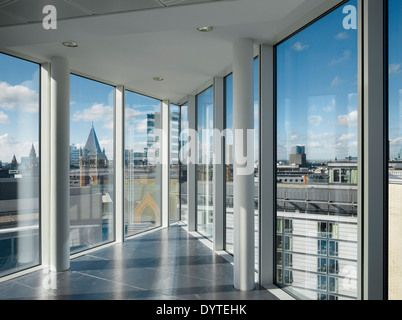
{"left": 0, "top": 0, "right": 399, "bottom": 302}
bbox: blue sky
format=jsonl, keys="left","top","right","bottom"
{"left": 389, "top": 0, "right": 402, "bottom": 159}
{"left": 0, "top": 54, "right": 40, "bottom": 163}
{"left": 277, "top": 0, "right": 358, "bottom": 161}
{"left": 1, "top": 0, "right": 401, "bottom": 164}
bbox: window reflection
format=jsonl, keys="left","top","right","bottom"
{"left": 0, "top": 53, "right": 40, "bottom": 277}
{"left": 197, "top": 87, "right": 214, "bottom": 240}
{"left": 275, "top": 0, "right": 358, "bottom": 300}
{"left": 69, "top": 74, "right": 115, "bottom": 254}
{"left": 124, "top": 91, "right": 162, "bottom": 236}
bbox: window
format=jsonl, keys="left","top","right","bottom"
{"left": 69, "top": 75, "right": 115, "bottom": 254}
{"left": 275, "top": 0, "right": 358, "bottom": 300}
{"left": 225, "top": 74, "right": 234, "bottom": 253}
{"left": 329, "top": 240, "right": 339, "bottom": 257}
{"left": 180, "top": 104, "right": 188, "bottom": 224}
{"left": 197, "top": 86, "right": 214, "bottom": 240}
{"left": 318, "top": 239, "right": 327, "bottom": 256}
{"left": 388, "top": 0, "right": 402, "bottom": 300}
{"left": 328, "top": 258, "right": 339, "bottom": 274}
{"left": 318, "top": 257, "right": 327, "bottom": 273}
{"left": 169, "top": 104, "right": 181, "bottom": 223}
{"left": 284, "top": 219, "right": 293, "bottom": 234}
{"left": 318, "top": 222, "right": 328, "bottom": 238}
{"left": 124, "top": 90, "right": 162, "bottom": 236}
{"left": 328, "top": 222, "right": 339, "bottom": 239}
{"left": 328, "top": 277, "right": 339, "bottom": 293}
{"left": 277, "top": 252, "right": 283, "bottom": 267}
{"left": 284, "top": 236, "right": 293, "bottom": 251}
{"left": 0, "top": 53, "right": 40, "bottom": 277}
{"left": 318, "top": 275, "right": 327, "bottom": 291}
{"left": 284, "top": 253, "right": 293, "bottom": 268}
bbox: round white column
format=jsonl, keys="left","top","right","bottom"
{"left": 232, "top": 38, "right": 255, "bottom": 291}
{"left": 50, "top": 56, "right": 70, "bottom": 272}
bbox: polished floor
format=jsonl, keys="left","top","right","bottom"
{"left": 0, "top": 225, "right": 278, "bottom": 300}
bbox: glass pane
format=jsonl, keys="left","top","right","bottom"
{"left": 0, "top": 53, "right": 40, "bottom": 277}
{"left": 69, "top": 75, "right": 115, "bottom": 254}
{"left": 169, "top": 104, "right": 180, "bottom": 223}
{"left": 124, "top": 91, "right": 162, "bottom": 236}
{"left": 389, "top": 0, "right": 402, "bottom": 300}
{"left": 180, "top": 104, "right": 188, "bottom": 224}
{"left": 276, "top": 0, "right": 358, "bottom": 300}
{"left": 197, "top": 86, "right": 214, "bottom": 240}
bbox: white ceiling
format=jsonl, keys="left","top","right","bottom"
{"left": 0, "top": 0, "right": 343, "bottom": 103}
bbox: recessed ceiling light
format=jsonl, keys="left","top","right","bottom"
{"left": 62, "top": 41, "right": 79, "bottom": 48}
{"left": 153, "top": 77, "right": 164, "bottom": 81}
{"left": 197, "top": 26, "right": 213, "bottom": 32}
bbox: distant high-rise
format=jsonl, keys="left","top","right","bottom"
{"left": 289, "top": 145, "right": 307, "bottom": 166}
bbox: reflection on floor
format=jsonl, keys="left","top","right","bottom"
{"left": 0, "top": 225, "right": 278, "bottom": 300}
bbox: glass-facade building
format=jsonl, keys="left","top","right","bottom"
{"left": 0, "top": 0, "right": 398, "bottom": 301}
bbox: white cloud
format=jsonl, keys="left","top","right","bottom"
{"left": 0, "top": 111, "right": 8, "bottom": 124}
{"left": 292, "top": 41, "right": 309, "bottom": 52}
{"left": 337, "top": 110, "right": 358, "bottom": 127}
{"left": 307, "top": 142, "right": 322, "bottom": 148}
{"left": 0, "top": 133, "right": 38, "bottom": 163}
{"left": 290, "top": 135, "right": 299, "bottom": 142}
{"left": 0, "top": 81, "right": 39, "bottom": 113}
{"left": 338, "top": 133, "right": 355, "bottom": 141}
{"left": 330, "top": 50, "right": 352, "bottom": 66}
{"left": 72, "top": 103, "right": 113, "bottom": 124}
{"left": 335, "top": 32, "right": 349, "bottom": 40}
{"left": 331, "top": 76, "right": 343, "bottom": 87}
{"left": 308, "top": 115, "right": 323, "bottom": 126}
{"left": 136, "top": 118, "right": 148, "bottom": 133}
{"left": 389, "top": 63, "right": 402, "bottom": 74}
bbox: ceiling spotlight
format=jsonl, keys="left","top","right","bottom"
{"left": 62, "top": 41, "right": 79, "bottom": 48}
{"left": 197, "top": 26, "right": 213, "bottom": 32}
{"left": 153, "top": 77, "right": 164, "bottom": 81}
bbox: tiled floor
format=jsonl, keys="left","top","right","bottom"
{"left": 0, "top": 225, "right": 278, "bottom": 300}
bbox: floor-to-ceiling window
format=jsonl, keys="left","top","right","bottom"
{"left": 124, "top": 90, "right": 162, "bottom": 236}
{"left": 170, "top": 104, "right": 181, "bottom": 223}
{"left": 180, "top": 103, "right": 188, "bottom": 224}
{"left": 225, "top": 58, "right": 259, "bottom": 271}
{"left": 0, "top": 53, "right": 40, "bottom": 277}
{"left": 197, "top": 86, "right": 214, "bottom": 240}
{"left": 388, "top": 0, "right": 402, "bottom": 300}
{"left": 275, "top": 0, "right": 358, "bottom": 300}
{"left": 69, "top": 74, "right": 115, "bottom": 254}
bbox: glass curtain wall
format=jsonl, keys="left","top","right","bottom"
{"left": 169, "top": 104, "right": 181, "bottom": 223}
{"left": 225, "top": 58, "right": 260, "bottom": 272}
{"left": 275, "top": 0, "right": 358, "bottom": 300}
{"left": 197, "top": 86, "right": 214, "bottom": 240}
{"left": 180, "top": 103, "right": 188, "bottom": 224}
{"left": 124, "top": 91, "right": 162, "bottom": 236}
{"left": 69, "top": 74, "right": 115, "bottom": 254}
{"left": 388, "top": 0, "right": 402, "bottom": 300}
{"left": 0, "top": 53, "right": 40, "bottom": 277}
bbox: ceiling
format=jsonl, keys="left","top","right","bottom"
{"left": 0, "top": 0, "right": 343, "bottom": 103}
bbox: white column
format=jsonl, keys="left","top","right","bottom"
{"left": 41, "top": 63, "right": 51, "bottom": 267}
{"left": 49, "top": 56, "right": 70, "bottom": 272}
{"left": 162, "top": 100, "right": 170, "bottom": 228}
{"left": 259, "top": 44, "right": 275, "bottom": 287}
{"left": 115, "top": 86, "right": 125, "bottom": 242}
{"left": 233, "top": 38, "right": 255, "bottom": 291}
